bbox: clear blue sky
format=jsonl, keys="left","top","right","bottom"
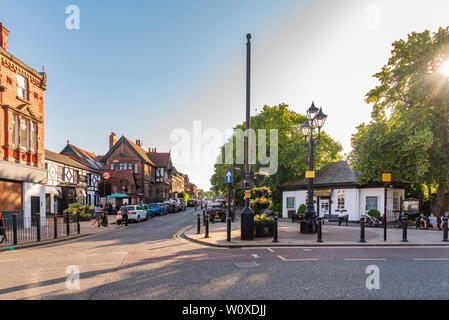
{"left": 3, "top": 0, "right": 449, "bottom": 190}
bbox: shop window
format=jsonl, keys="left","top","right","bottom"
{"left": 286, "top": 197, "right": 295, "bottom": 209}
{"left": 366, "top": 196, "right": 378, "bottom": 211}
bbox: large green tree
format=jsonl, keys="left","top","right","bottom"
{"left": 210, "top": 104, "right": 343, "bottom": 212}
{"left": 350, "top": 27, "right": 449, "bottom": 215}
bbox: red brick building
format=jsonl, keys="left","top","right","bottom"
{"left": 0, "top": 23, "right": 47, "bottom": 222}
{"left": 101, "top": 133, "right": 156, "bottom": 203}
{"left": 147, "top": 148, "right": 172, "bottom": 201}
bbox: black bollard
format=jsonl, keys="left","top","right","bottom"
{"left": 197, "top": 213, "right": 201, "bottom": 234}
{"left": 66, "top": 212, "right": 70, "bottom": 236}
{"left": 273, "top": 215, "right": 279, "bottom": 243}
{"left": 360, "top": 218, "right": 366, "bottom": 243}
{"left": 54, "top": 214, "right": 58, "bottom": 239}
{"left": 443, "top": 217, "right": 448, "bottom": 243}
{"left": 12, "top": 214, "right": 18, "bottom": 245}
{"left": 227, "top": 216, "right": 231, "bottom": 242}
{"left": 317, "top": 218, "right": 323, "bottom": 243}
{"left": 205, "top": 214, "right": 209, "bottom": 238}
{"left": 77, "top": 212, "right": 81, "bottom": 234}
{"left": 203, "top": 209, "right": 206, "bottom": 226}
{"left": 401, "top": 215, "right": 408, "bottom": 242}
{"left": 36, "top": 215, "right": 41, "bottom": 242}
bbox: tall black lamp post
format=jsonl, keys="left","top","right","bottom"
{"left": 300, "top": 102, "right": 328, "bottom": 234}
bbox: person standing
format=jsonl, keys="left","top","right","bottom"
{"left": 121, "top": 204, "right": 129, "bottom": 226}
{"left": 91, "top": 203, "right": 103, "bottom": 228}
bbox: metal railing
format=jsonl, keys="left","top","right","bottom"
{"left": 0, "top": 213, "right": 80, "bottom": 246}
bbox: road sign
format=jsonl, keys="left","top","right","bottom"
{"left": 102, "top": 171, "right": 111, "bottom": 180}
{"left": 225, "top": 170, "right": 233, "bottom": 184}
{"left": 382, "top": 173, "right": 391, "bottom": 182}
{"left": 244, "top": 190, "right": 251, "bottom": 199}
{"left": 305, "top": 171, "right": 315, "bottom": 178}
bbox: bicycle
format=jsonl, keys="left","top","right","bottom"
{"left": 361, "top": 213, "right": 383, "bottom": 227}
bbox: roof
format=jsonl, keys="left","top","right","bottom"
{"left": 45, "top": 150, "right": 91, "bottom": 170}
{"left": 123, "top": 137, "right": 155, "bottom": 166}
{"left": 60, "top": 143, "right": 104, "bottom": 171}
{"left": 147, "top": 151, "right": 171, "bottom": 168}
{"left": 284, "top": 161, "right": 360, "bottom": 187}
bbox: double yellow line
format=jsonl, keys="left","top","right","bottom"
{"left": 173, "top": 225, "right": 192, "bottom": 242}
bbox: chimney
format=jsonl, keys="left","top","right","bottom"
{"left": 109, "top": 132, "right": 117, "bottom": 150}
{"left": 0, "top": 23, "right": 9, "bottom": 51}
{"left": 136, "top": 139, "right": 141, "bottom": 147}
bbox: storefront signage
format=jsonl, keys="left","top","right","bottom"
{"left": 314, "top": 189, "right": 332, "bottom": 197}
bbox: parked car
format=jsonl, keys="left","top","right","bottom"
{"left": 117, "top": 204, "right": 147, "bottom": 224}
{"left": 148, "top": 203, "right": 168, "bottom": 216}
{"left": 163, "top": 200, "right": 178, "bottom": 213}
{"left": 207, "top": 203, "right": 227, "bottom": 222}
{"left": 143, "top": 204, "right": 155, "bottom": 219}
{"left": 172, "top": 198, "right": 186, "bottom": 211}
{"left": 187, "top": 199, "right": 197, "bottom": 207}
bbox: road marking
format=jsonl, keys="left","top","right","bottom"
{"left": 413, "top": 258, "right": 449, "bottom": 261}
{"left": 251, "top": 254, "right": 259, "bottom": 258}
{"left": 344, "top": 258, "right": 387, "bottom": 261}
{"left": 267, "top": 248, "right": 274, "bottom": 253}
{"left": 277, "top": 255, "right": 318, "bottom": 262}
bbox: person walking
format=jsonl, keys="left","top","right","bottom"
{"left": 91, "top": 203, "right": 103, "bottom": 228}
{"left": 121, "top": 204, "right": 129, "bottom": 226}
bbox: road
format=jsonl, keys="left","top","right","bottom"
{"left": 1, "top": 207, "right": 449, "bottom": 300}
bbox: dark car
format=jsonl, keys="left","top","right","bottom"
{"left": 163, "top": 200, "right": 178, "bottom": 213}
{"left": 207, "top": 203, "right": 227, "bottom": 222}
{"left": 187, "top": 199, "right": 197, "bottom": 207}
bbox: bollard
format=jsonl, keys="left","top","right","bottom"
{"left": 273, "top": 215, "right": 279, "bottom": 243}
{"left": 317, "top": 218, "right": 323, "bottom": 243}
{"left": 401, "top": 215, "right": 408, "bottom": 242}
{"left": 360, "top": 218, "right": 366, "bottom": 243}
{"left": 197, "top": 213, "right": 201, "bottom": 234}
{"left": 54, "top": 214, "right": 58, "bottom": 239}
{"left": 36, "top": 215, "right": 41, "bottom": 242}
{"left": 443, "top": 217, "right": 448, "bottom": 243}
{"left": 66, "top": 212, "right": 70, "bottom": 236}
{"left": 203, "top": 209, "right": 206, "bottom": 226}
{"left": 77, "top": 212, "right": 81, "bottom": 234}
{"left": 205, "top": 214, "right": 209, "bottom": 238}
{"left": 227, "top": 216, "right": 231, "bottom": 242}
{"left": 12, "top": 214, "right": 18, "bottom": 245}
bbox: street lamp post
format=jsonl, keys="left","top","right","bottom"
{"left": 300, "top": 102, "right": 327, "bottom": 234}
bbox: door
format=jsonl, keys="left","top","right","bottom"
{"left": 320, "top": 199, "right": 330, "bottom": 218}
{"left": 31, "top": 196, "right": 40, "bottom": 225}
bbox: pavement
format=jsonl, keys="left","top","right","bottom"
{"left": 184, "top": 215, "right": 449, "bottom": 247}
{"left": 1, "top": 207, "right": 449, "bottom": 300}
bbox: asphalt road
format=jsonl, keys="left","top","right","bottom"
{"left": 1, "top": 207, "right": 448, "bottom": 300}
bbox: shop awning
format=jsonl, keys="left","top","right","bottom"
{"left": 107, "top": 193, "right": 128, "bottom": 198}
{"left": 45, "top": 186, "right": 60, "bottom": 196}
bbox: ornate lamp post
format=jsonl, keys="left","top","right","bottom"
{"left": 300, "top": 102, "right": 328, "bottom": 234}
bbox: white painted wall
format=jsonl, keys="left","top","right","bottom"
{"left": 23, "top": 182, "right": 46, "bottom": 227}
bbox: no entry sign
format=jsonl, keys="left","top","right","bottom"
{"left": 102, "top": 171, "right": 111, "bottom": 180}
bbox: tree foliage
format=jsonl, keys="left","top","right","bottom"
{"left": 210, "top": 104, "right": 343, "bottom": 212}
{"left": 350, "top": 27, "right": 449, "bottom": 214}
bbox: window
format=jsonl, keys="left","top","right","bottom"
{"left": 61, "top": 167, "right": 66, "bottom": 182}
{"left": 119, "top": 163, "right": 123, "bottom": 171}
{"left": 73, "top": 170, "right": 79, "bottom": 184}
{"left": 19, "top": 118, "right": 29, "bottom": 150}
{"left": 123, "top": 163, "right": 127, "bottom": 170}
{"left": 286, "top": 197, "right": 295, "bottom": 209}
{"left": 17, "top": 74, "right": 28, "bottom": 100}
{"left": 393, "top": 192, "right": 399, "bottom": 211}
{"left": 135, "top": 163, "right": 138, "bottom": 173}
{"left": 110, "top": 163, "right": 114, "bottom": 170}
{"left": 87, "top": 173, "right": 92, "bottom": 186}
{"left": 11, "top": 114, "right": 18, "bottom": 147}
{"left": 366, "top": 197, "right": 378, "bottom": 211}
{"left": 30, "top": 122, "right": 37, "bottom": 152}
{"left": 337, "top": 190, "right": 345, "bottom": 209}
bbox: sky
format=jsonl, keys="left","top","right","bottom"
{"left": 2, "top": 0, "right": 449, "bottom": 190}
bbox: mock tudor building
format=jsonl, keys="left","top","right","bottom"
{"left": 281, "top": 161, "right": 407, "bottom": 222}
{"left": 60, "top": 142, "right": 103, "bottom": 205}
{"left": 0, "top": 23, "right": 47, "bottom": 223}
{"left": 147, "top": 148, "right": 173, "bottom": 201}
{"left": 101, "top": 133, "right": 156, "bottom": 203}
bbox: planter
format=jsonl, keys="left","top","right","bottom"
{"left": 254, "top": 221, "right": 275, "bottom": 238}
{"left": 79, "top": 215, "right": 91, "bottom": 221}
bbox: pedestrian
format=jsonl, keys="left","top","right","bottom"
{"left": 440, "top": 212, "right": 449, "bottom": 230}
{"left": 429, "top": 213, "right": 439, "bottom": 231}
{"left": 121, "top": 204, "right": 129, "bottom": 226}
{"left": 91, "top": 202, "right": 103, "bottom": 228}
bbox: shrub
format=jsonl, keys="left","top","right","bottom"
{"left": 368, "top": 209, "right": 381, "bottom": 217}
{"left": 69, "top": 203, "right": 82, "bottom": 209}
{"left": 254, "top": 214, "right": 274, "bottom": 223}
{"left": 297, "top": 204, "right": 307, "bottom": 214}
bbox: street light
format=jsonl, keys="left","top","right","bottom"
{"left": 301, "top": 101, "right": 328, "bottom": 234}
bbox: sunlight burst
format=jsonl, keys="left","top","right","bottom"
{"left": 440, "top": 60, "right": 449, "bottom": 76}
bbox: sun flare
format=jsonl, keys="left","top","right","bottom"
{"left": 440, "top": 60, "right": 449, "bottom": 76}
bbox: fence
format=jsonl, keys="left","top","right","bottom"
{"left": 0, "top": 213, "right": 80, "bottom": 247}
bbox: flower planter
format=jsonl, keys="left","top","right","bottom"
{"left": 79, "top": 215, "right": 91, "bottom": 221}
{"left": 254, "top": 221, "right": 275, "bottom": 238}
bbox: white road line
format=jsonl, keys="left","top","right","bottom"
{"left": 267, "top": 248, "right": 274, "bottom": 253}
{"left": 251, "top": 254, "right": 259, "bottom": 258}
{"left": 277, "top": 255, "right": 318, "bottom": 262}
{"left": 413, "top": 258, "right": 449, "bottom": 261}
{"left": 344, "top": 258, "right": 387, "bottom": 261}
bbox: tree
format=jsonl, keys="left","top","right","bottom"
{"left": 210, "top": 104, "right": 343, "bottom": 212}
{"left": 350, "top": 27, "right": 449, "bottom": 215}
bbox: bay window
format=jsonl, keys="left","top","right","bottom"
{"left": 11, "top": 113, "right": 18, "bottom": 147}
{"left": 20, "top": 118, "right": 29, "bottom": 150}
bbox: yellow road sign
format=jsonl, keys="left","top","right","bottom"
{"left": 305, "top": 171, "right": 315, "bottom": 178}
{"left": 382, "top": 173, "right": 391, "bottom": 182}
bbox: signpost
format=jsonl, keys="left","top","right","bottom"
{"left": 225, "top": 170, "right": 233, "bottom": 242}
{"left": 382, "top": 173, "right": 391, "bottom": 241}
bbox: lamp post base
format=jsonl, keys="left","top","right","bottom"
{"left": 300, "top": 219, "right": 317, "bottom": 234}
